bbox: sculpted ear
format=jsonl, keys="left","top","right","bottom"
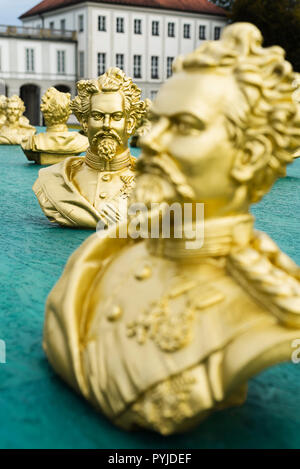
{"left": 231, "top": 136, "right": 272, "bottom": 182}
{"left": 81, "top": 118, "right": 88, "bottom": 135}
{"left": 126, "top": 116, "right": 136, "bottom": 136}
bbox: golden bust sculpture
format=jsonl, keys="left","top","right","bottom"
{"left": 0, "top": 95, "right": 36, "bottom": 145}
{"left": 21, "top": 87, "right": 88, "bottom": 165}
{"left": 33, "top": 68, "right": 146, "bottom": 228}
{"left": 43, "top": 23, "right": 300, "bottom": 435}
{"left": 0, "top": 95, "right": 7, "bottom": 128}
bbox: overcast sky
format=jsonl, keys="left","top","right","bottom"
{"left": 0, "top": 0, "right": 38, "bottom": 25}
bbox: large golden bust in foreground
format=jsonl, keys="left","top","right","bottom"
{"left": 0, "top": 95, "right": 36, "bottom": 144}
{"left": 33, "top": 68, "right": 145, "bottom": 228}
{"left": 43, "top": 24, "right": 300, "bottom": 435}
{"left": 22, "top": 87, "right": 88, "bottom": 165}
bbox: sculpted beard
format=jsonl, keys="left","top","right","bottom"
{"left": 92, "top": 130, "right": 122, "bottom": 161}
{"left": 97, "top": 137, "right": 118, "bottom": 160}
{"left": 132, "top": 152, "right": 195, "bottom": 207}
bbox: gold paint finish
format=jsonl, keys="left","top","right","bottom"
{"left": 0, "top": 95, "right": 7, "bottom": 128}
{"left": 21, "top": 87, "right": 88, "bottom": 164}
{"left": 33, "top": 69, "right": 146, "bottom": 228}
{"left": 43, "top": 24, "right": 300, "bottom": 434}
{"left": 0, "top": 95, "right": 36, "bottom": 145}
{"left": 131, "top": 98, "right": 152, "bottom": 148}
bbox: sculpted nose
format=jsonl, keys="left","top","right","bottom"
{"left": 140, "top": 117, "right": 169, "bottom": 154}
{"left": 103, "top": 114, "right": 110, "bottom": 130}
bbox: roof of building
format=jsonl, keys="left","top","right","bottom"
{"left": 20, "top": 0, "right": 226, "bottom": 19}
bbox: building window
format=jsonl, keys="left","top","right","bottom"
{"left": 151, "top": 56, "right": 159, "bottom": 79}
{"left": 57, "top": 50, "right": 66, "bottom": 74}
{"left": 25, "top": 48, "right": 35, "bottom": 72}
{"left": 168, "top": 22, "right": 175, "bottom": 37}
{"left": 60, "top": 19, "right": 66, "bottom": 32}
{"left": 79, "top": 51, "right": 84, "bottom": 78}
{"left": 133, "top": 55, "right": 142, "bottom": 79}
{"left": 166, "top": 57, "right": 174, "bottom": 79}
{"left": 214, "top": 26, "right": 221, "bottom": 40}
{"left": 97, "top": 53, "right": 106, "bottom": 75}
{"left": 150, "top": 90, "right": 158, "bottom": 101}
{"left": 183, "top": 24, "right": 191, "bottom": 39}
{"left": 116, "top": 53, "right": 124, "bottom": 71}
{"left": 78, "top": 15, "right": 84, "bottom": 32}
{"left": 49, "top": 21, "right": 54, "bottom": 30}
{"left": 199, "top": 25, "right": 206, "bottom": 40}
{"left": 134, "top": 19, "right": 142, "bottom": 34}
{"left": 116, "top": 17, "right": 124, "bottom": 33}
{"left": 98, "top": 16, "right": 106, "bottom": 31}
{"left": 152, "top": 21, "right": 159, "bottom": 36}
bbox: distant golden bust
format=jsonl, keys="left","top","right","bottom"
{"left": 0, "top": 95, "right": 7, "bottom": 128}
{"left": 0, "top": 95, "right": 36, "bottom": 145}
{"left": 22, "top": 87, "right": 88, "bottom": 165}
{"left": 43, "top": 23, "right": 300, "bottom": 435}
{"left": 33, "top": 68, "right": 146, "bottom": 228}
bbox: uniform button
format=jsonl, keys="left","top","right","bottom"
{"left": 102, "top": 174, "right": 112, "bottom": 182}
{"left": 99, "top": 192, "right": 107, "bottom": 199}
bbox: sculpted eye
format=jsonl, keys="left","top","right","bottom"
{"left": 112, "top": 113, "right": 123, "bottom": 121}
{"left": 175, "top": 116, "right": 205, "bottom": 135}
{"left": 177, "top": 122, "right": 193, "bottom": 134}
{"left": 91, "top": 112, "right": 104, "bottom": 120}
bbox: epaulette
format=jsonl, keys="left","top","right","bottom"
{"left": 227, "top": 231, "right": 300, "bottom": 328}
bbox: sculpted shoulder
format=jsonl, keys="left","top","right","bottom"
{"left": 27, "top": 131, "right": 88, "bottom": 154}
{"left": 33, "top": 157, "right": 102, "bottom": 227}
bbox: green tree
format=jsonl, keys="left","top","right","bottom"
{"left": 211, "top": 0, "right": 300, "bottom": 71}
{"left": 209, "top": 0, "right": 234, "bottom": 10}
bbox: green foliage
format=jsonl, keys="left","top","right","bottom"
{"left": 209, "top": 0, "right": 300, "bottom": 71}
{"left": 228, "top": 0, "right": 300, "bottom": 71}
{"left": 208, "top": 0, "right": 234, "bottom": 10}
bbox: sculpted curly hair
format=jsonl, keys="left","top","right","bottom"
{"left": 41, "top": 87, "right": 71, "bottom": 125}
{"left": 71, "top": 67, "right": 146, "bottom": 135}
{"left": 173, "top": 23, "right": 300, "bottom": 203}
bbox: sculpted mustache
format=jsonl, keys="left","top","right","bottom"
{"left": 136, "top": 153, "right": 195, "bottom": 201}
{"left": 92, "top": 130, "right": 122, "bottom": 145}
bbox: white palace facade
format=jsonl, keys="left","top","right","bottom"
{"left": 0, "top": 0, "right": 226, "bottom": 124}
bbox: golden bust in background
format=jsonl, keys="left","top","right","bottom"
{"left": 33, "top": 68, "right": 146, "bottom": 228}
{"left": 0, "top": 95, "right": 36, "bottom": 145}
{"left": 0, "top": 95, "right": 7, "bottom": 128}
{"left": 21, "top": 87, "right": 88, "bottom": 165}
{"left": 43, "top": 23, "right": 300, "bottom": 435}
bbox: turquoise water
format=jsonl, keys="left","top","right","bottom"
{"left": 0, "top": 130, "right": 299, "bottom": 449}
